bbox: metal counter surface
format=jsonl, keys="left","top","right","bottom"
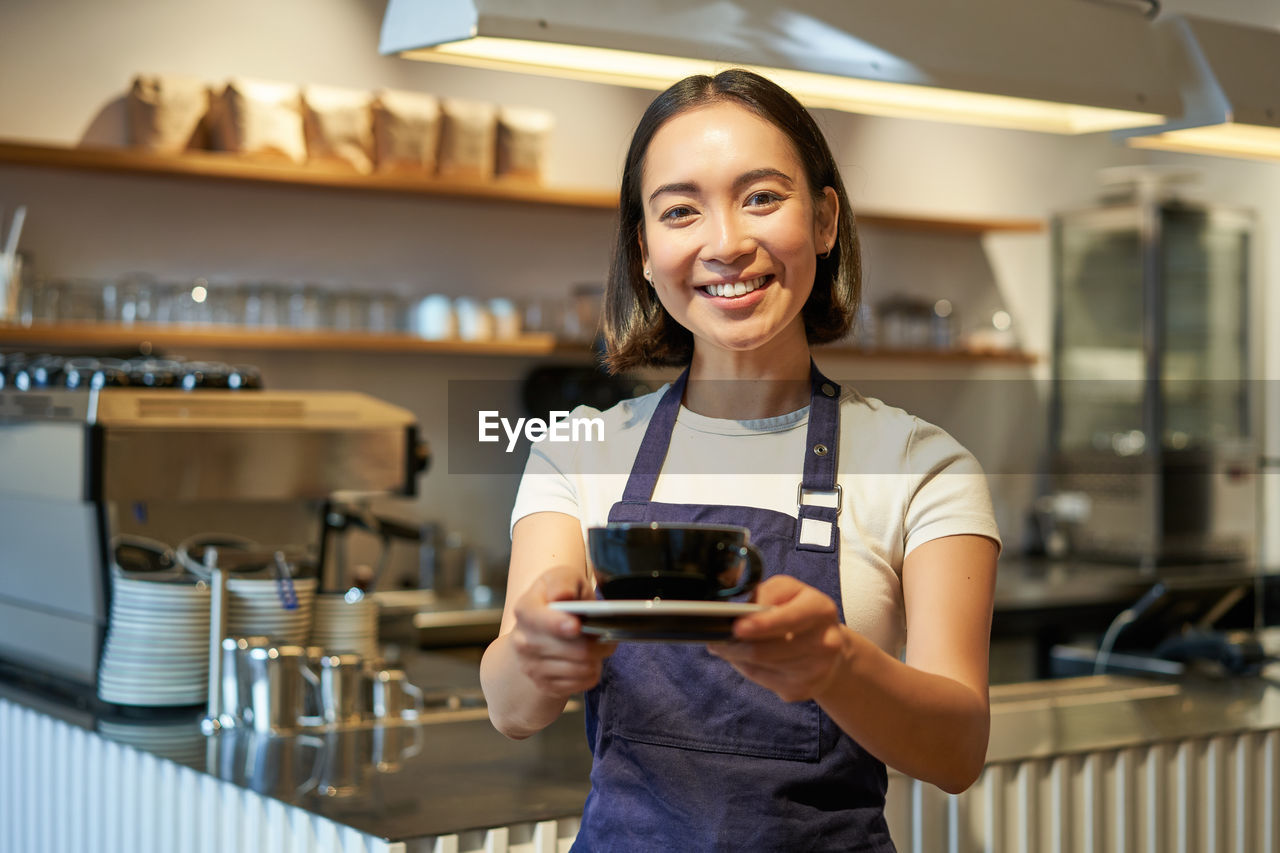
{"left": 5, "top": 652, "right": 1280, "bottom": 844}
{"left": 375, "top": 557, "right": 1278, "bottom": 647}
{"left": 992, "top": 556, "right": 1276, "bottom": 611}
{"left": 994, "top": 557, "right": 1152, "bottom": 611}
{"left": 989, "top": 558, "right": 1279, "bottom": 660}
{"left": 987, "top": 670, "right": 1280, "bottom": 764}
{"left": 0, "top": 651, "right": 593, "bottom": 844}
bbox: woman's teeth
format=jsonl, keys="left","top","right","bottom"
{"left": 702, "top": 276, "right": 767, "bottom": 298}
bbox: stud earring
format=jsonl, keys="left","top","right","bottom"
{"left": 819, "top": 243, "right": 833, "bottom": 260}
{"left": 643, "top": 268, "right": 653, "bottom": 281}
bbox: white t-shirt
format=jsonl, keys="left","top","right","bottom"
{"left": 510, "top": 384, "right": 1001, "bottom": 655}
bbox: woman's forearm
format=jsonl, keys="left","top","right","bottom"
{"left": 815, "top": 627, "right": 990, "bottom": 794}
{"left": 482, "top": 519, "right": 605, "bottom": 740}
{"left": 480, "top": 632, "right": 571, "bottom": 739}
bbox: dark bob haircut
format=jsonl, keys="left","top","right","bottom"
{"left": 601, "top": 68, "right": 861, "bottom": 374}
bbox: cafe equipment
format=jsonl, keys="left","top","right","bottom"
{"left": 219, "top": 635, "right": 270, "bottom": 727}
{"left": 318, "top": 499, "right": 435, "bottom": 598}
{"left": 0, "top": 353, "right": 263, "bottom": 390}
{"left": 212, "top": 637, "right": 430, "bottom": 732}
{"left": 1052, "top": 571, "right": 1279, "bottom": 678}
{"left": 0, "top": 205, "right": 26, "bottom": 323}
{"left": 317, "top": 653, "right": 367, "bottom": 726}
{"left": 311, "top": 594, "right": 380, "bottom": 659}
{"left": 319, "top": 496, "right": 509, "bottom": 648}
{"left": 1049, "top": 173, "right": 1256, "bottom": 566}
{"left": 368, "top": 668, "right": 425, "bottom": 720}
{"left": 247, "top": 644, "right": 322, "bottom": 734}
{"left": 0, "top": 385, "right": 426, "bottom": 697}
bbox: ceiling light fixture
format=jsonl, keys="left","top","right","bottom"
{"left": 1119, "top": 15, "right": 1280, "bottom": 162}
{"left": 380, "top": 0, "right": 1171, "bottom": 135}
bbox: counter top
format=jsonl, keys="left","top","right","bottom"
{"left": 0, "top": 650, "right": 593, "bottom": 843}
{"left": 989, "top": 558, "right": 1278, "bottom": 651}
{"left": 993, "top": 555, "right": 1275, "bottom": 610}
{"left": 6, "top": 646, "right": 1280, "bottom": 844}
{"left": 995, "top": 556, "right": 1152, "bottom": 611}
{"left": 383, "top": 557, "right": 1276, "bottom": 650}
{"left": 3, "top": 560, "right": 1278, "bottom": 844}
{"left": 987, "top": 670, "right": 1280, "bottom": 763}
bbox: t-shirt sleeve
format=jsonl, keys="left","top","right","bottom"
{"left": 508, "top": 416, "right": 584, "bottom": 540}
{"left": 902, "top": 419, "right": 1003, "bottom": 557}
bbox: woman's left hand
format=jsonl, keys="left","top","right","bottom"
{"left": 708, "top": 575, "right": 852, "bottom": 703}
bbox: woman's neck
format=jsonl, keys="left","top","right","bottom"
{"left": 683, "top": 333, "right": 813, "bottom": 420}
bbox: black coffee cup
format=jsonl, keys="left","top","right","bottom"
{"left": 587, "top": 523, "right": 764, "bottom": 601}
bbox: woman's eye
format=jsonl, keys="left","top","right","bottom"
{"left": 746, "top": 191, "right": 782, "bottom": 207}
{"left": 660, "top": 205, "right": 696, "bottom": 222}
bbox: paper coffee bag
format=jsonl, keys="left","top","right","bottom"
{"left": 127, "top": 73, "right": 211, "bottom": 153}
{"left": 437, "top": 97, "right": 497, "bottom": 181}
{"left": 371, "top": 89, "right": 441, "bottom": 174}
{"left": 302, "top": 84, "right": 375, "bottom": 173}
{"left": 496, "top": 106, "right": 554, "bottom": 183}
{"left": 210, "top": 78, "right": 306, "bottom": 164}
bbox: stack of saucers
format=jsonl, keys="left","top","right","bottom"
{"left": 310, "top": 592, "right": 379, "bottom": 658}
{"left": 98, "top": 575, "right": 211, "bottom": 707}
{"left": 226, "top": 577, "right": 316, "bottom": 645}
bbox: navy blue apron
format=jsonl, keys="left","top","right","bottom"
{"left": 573, "top": 364, "right": 895, "bottom": 852}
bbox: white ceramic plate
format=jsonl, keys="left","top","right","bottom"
{"left": 111, "top": 605, "right": 209, "bottom": 618}
{"left": 105, "top": 640, "right": 206, "bottom": 651}
{"left": 549, "top": 600, "right": 765, "bottom": 642}
{"left": 114, "top": 580, "right": 208, "bottom": 596}
{"left": 226, "top": 609, "right": 309, "bottom": 620}
{"left": 99, "top": 672, "right": 206, "bottom": 687}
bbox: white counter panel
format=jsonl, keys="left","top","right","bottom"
{"left": 0, "top": 697, "right": 405, "bottom": 853}
{"left": 5, "top": 680, "right": 1280, "bottom": 852}
{"left": 886, "top": 731, "right": 1280, "bottom": 852}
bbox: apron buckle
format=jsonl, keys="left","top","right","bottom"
{"left": 796, "top": 482, "right": 842, "bottom": 513}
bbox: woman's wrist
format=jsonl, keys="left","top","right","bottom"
{"left": 812, "top": 623, "right": 864, "bottom": 706}
{"left": 481, "top": 631, "right": 569, "bottom": 739}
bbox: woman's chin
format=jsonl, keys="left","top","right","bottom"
{"left": 695, "top": 327, "right": 799, "bottom": 359}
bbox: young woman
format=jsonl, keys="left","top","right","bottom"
{"left": 480, "top": 69, "right": 1000, "bottom": 852}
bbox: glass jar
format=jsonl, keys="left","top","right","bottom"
{"left": 285, "top": 284, "right": 327, "bottom": 330}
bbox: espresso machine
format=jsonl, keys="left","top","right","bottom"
{"left": 0, "top": 383, "right": 427, "bottom": 694}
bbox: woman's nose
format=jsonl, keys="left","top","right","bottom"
{"left": 700, "top": 212, "right": 754, "bottom": 264}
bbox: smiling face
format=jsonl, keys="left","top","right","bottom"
{"left": 638, "top": 101, "right": 838, "bottom": 365}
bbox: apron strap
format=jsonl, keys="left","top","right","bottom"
{"left": 796, "top": 362, "right": 841, "bottom": 553}
{"left": 612, "top": 367, "right": 689, "bottom": 521}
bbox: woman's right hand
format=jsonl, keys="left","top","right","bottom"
{"left": 510, "top": 564, "right": 616, "bottom": 700}
{"left": 482, "top": 511, "right": 603, "bottom": 738}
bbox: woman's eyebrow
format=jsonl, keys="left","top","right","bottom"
{"left": 648, "top": 181, "right": 698, "bottom": 204}
{"left": 733, "top": 168, "right": 794, "bottom": 191}
{"left": 647, "top": 168, "right": 795, "bottom": 205}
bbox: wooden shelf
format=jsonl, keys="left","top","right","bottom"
{"left": 0, "top": 140, "right": 1044, "bottom": 232}
{"left": 856, "top": 212, "right": 1042, "bottom": 235}
{"left": 0, "top": 140, "right": 618, "bottom": 210}
{"left": 0, "top": 322, "right": 558, "bottom": 357}
{"left": 3, "top": 322, "right": 1036, "bottom": 364}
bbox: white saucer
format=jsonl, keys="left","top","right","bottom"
{"left": 549, "top": 600, "right": 764, "bottom": 642}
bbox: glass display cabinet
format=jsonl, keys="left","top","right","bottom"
{"left": 1050, "top": 192, "right": 1256, "bottom": 566}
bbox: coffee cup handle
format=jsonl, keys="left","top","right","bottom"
{"left": 294, "top": 734, "right": 327, "bottom": 797}
{"left": 400, "top": 722, "right": 426, "bottom": 761}
{"left": 298, "top": 660, "right": 323, "bottom": 727}
{"left": 400, "top": 681, "right": 426, "bottom": 720}
{"left": 717, "top": 544, "right": 764, "bottom": 599}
